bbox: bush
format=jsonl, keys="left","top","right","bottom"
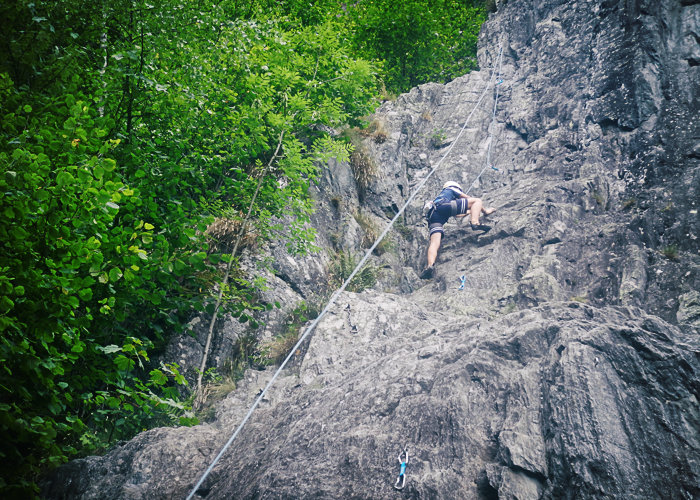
{"left": 346, "top": 0, "right": 487, "bottom": 93}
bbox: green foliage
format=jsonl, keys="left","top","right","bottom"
{"left": 0, "top": 0, "right": 379, "bottom": 495}
{"left": 346, "top": 0, "right": 488, "bottom": 93}
{"left": 622, "top": 198, "right": 637, "bottom": 210}
{"left": 353, "top": 211, "right": 394, "bottom": 255}
{"left": 430, "top": 129, "right": 448, "bottom": 148}
{"left": 328, "top": 251, "right": 378, "bottom": 293}
{"left": 661, "top": 245, "right": 679, "bottom": 261}
{"left": 342, "top": 128, "right": 378, "bottom": 199}
{"left": 258, "top": 302, "right": 310, "bottom": 366}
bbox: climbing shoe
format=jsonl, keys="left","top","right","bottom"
{"left": 470, "top": 222, "right": 492, "bottom": 232}
{"left": 420, "top": 265, "right": 435, "bottom": 279}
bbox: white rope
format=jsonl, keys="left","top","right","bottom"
{"left": 465, "top": 44, "right": 504, "bottom": 195}
{"left": 185, "top": 44, "right": 504, "bottom": 499}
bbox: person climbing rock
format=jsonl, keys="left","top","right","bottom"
{"left": 420, "top": 181, "right": 496, "bottom": 279}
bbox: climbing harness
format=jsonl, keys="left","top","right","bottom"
{"left": 458, "top": 275, "right": 467, "bottom": 290}
{"left": 394, "top": 446, "right": 409, "bottom": 490}
{"left": 185, "top": 43, "right": 506, "bottom": 500}
{"left": 422, "top": 200, "right": 436, "bottom": 220}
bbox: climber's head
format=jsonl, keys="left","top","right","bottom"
{"left": 443, "top": 181, "right": 463, "bottom": 192}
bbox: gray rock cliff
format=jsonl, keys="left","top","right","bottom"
{"left": 43, "top": 0, "right": 700, "bottom": 498}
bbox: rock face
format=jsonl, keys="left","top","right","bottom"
{"left": 43, "top": 0, "right": 700, "bottom": 498}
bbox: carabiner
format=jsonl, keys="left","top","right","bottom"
{"left": 394, "top": 446, "right": 409, "bottom": 490}
{"left": 458, "top": 275, "right": 466, "bottom": 290}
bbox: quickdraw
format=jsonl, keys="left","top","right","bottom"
{"left": 459, "top": 275, "right": 466, "bottom": 290}
{"left": 394, "top": 446, "right": 409, "bottom": 490}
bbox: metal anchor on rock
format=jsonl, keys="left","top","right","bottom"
{"left": 394, "top": 445, "right": 409, "bottom": 490}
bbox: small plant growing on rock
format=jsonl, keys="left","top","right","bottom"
{"left": 354, "top": 211, "right": 378, "bottom": 248}
{"left": 430, "top": 128, "right": 447, "bottom": 148}
{"left": 379, "top": 82, "right": 396, "bottom": 102}
{"left": 366, "top": 118, "right": 389, "bottom": 143}
{"left": 394, "top": 221, "right": 414, "bottom": 240}
{"left": 342, "top": 128, "right": 378, "bottom": 198}
{"left": 259, "top": 299, "right": 324, "bottom": 366}
{"left": 260, "top": 327, "right": 301, "bottom": 367}
{"left": 592, "top": 190, "right": 605, "bottom": 207}
{"left": 328, "top": 251, "right": 378, "bottom": 292}
{"left": 661, "top": 244, "right": 679, "bottom": 261}
{"left": 354, "top": 211, "right": 394, "bottom": 255}
{"left": 622, "top": 198, "right": 636, "bottom": 210}
{"left": 350, "top": 146, "right": 377, "bottom": 192}
{"left": 501, "top": 302, "right": 517, "bottom": 315}
{"left": 196, "top": 334, "right": 260, "bottom": 419}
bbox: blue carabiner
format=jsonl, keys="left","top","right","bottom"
{"left": 459, "top": 275, "right": 466, "bottom": 290}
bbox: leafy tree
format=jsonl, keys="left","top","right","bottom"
{"left": 0, "top": 1, "right": 378, "bottom": 496}
{"left": 346, "top": 0, "right": 487, "bottom": 93}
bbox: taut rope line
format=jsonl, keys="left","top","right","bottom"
{"left": 466, "top": 44, "right": 504, "bottom": 195}
{"left": 185, "top": 43, "right": 504, "bottom": 499}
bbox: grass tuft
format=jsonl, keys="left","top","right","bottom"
{"left": 661, "top": 244, "right": 679, "bottom": 261}
{"left": 328, "top": 251, "right": 378, "bottom": 292}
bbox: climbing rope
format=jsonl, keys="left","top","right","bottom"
{"left": 465, "top": 44, "right": 505, "bottom": 196}
{"left": 185, "top": 43, "right": 505, "bottom": 500}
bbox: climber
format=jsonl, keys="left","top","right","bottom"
{"left": 420, "top": 181, "right": 495, "bottom": 279}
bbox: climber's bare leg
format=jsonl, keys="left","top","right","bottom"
{"left": 467, "top": 198, "right": 484, "bottom": 225}
{"left": 427, "top": 232, "right": 442, "bottom": 267}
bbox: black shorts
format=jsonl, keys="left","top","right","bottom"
{"left": 428, "top": 199, "right": 469, "bottom": 236}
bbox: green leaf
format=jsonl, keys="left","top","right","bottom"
{"left": 99, "top": 345, "right": 122, "bottom": 354}
{"left": 114, "top": 355, "right": 134, "bottom": 372}
{"left": 108, "top": 268, "right": 123, "bottom": 282}
{"left": 56, "top": 171, "right": 75, "bottom": 187}
{"left": 149, "top": 369, "right": 168, "bottom": 386}
{"left": 102, "top": 158, "right": 116, "bottom": 172}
